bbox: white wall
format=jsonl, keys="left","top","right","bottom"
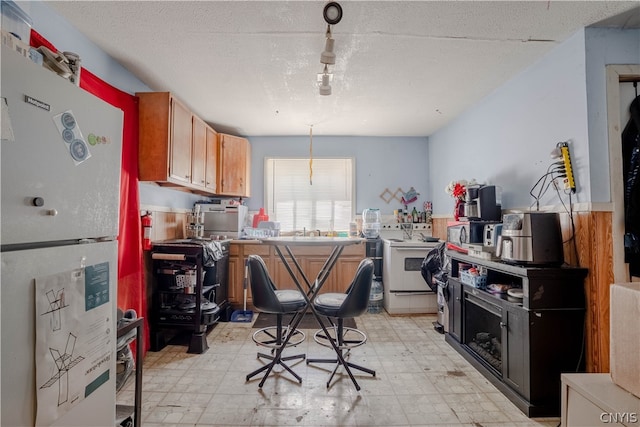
{"left": 247, "top": 136, "right": 429, "bottom": 215}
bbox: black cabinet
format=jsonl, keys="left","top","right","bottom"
{"left": 502, "top": 303, "right": 526, "bottom": 395}
{"left": 150, "top": 240, "right": 230, "bottom": 354}
{"left": 445, "top": 251, "right": 587, "bottom": 417}
{"left": 447, "top": 278, "right": 462, "bottom": 342}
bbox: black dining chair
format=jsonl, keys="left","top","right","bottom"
{"left": 245, "top": 254, "right": 307, "bottom": 388}
{"left": 306, "top": 258, "right": 376, "bottom": 390}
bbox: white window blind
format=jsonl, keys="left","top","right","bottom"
{"left": 265, "top": 158, "right": 354, "bottom": 232}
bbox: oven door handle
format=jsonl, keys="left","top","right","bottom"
{"left": 392, "top": 247, "right": 433, "bottom": 251}
{"left": 465, "top": 292, "right": 502, "bottom": 317}
{"left": 389, "top": 290, "right": 435, "bottom": 295}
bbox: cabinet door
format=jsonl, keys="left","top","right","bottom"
{"left": 502, "top": 304, "right": 527, "bottom": 397}
{"left": 333, "top": 256, "right": 365, "bottom": 294}
{"left": 191, "top": 115, "right": 207, "bottom": 188}
{"left": 448, "top": 278, "right": 462, "bottom": 342}
{"left": 218, "top": 134, "right": 248, "bottom": 196}
{"left": 227, "top": 254, "right": 242, "bottom": 305}
{"left": 169, "top": 98, "right": 192, "bottom": 184}
{"left": 205, "top": 126, "right": 217, "bottom": 192}
{"left": 272, "top": 257, "right": 304, "bottom": 290}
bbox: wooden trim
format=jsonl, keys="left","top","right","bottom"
{"left": 606, "top": 65, "right": 640, "bottom": 285}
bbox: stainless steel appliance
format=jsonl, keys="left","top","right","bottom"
{"left": 447, "top": 220, "right": 499, "bottom": 253}
{"left": 1, "top": 47, "right": 122, "bottom": 426}
{"left": 198, "top": 201, "right": 248, "bottom": 239}
{"left": 497, "top": 212, "right": 564, "bottom": 266}
{"left": 484, "top": 223, "right": 503, "bottom": 248}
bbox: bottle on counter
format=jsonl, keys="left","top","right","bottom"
{"left": 412, "top": 207, "right": 418, "bottom": 223}
{"left": 362, "top": 208, "right": 381, "bottom": 238}
{"left": 368, "top": 278, "right": 383, "bottom": 314}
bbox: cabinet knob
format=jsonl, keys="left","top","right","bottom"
{"left": 32, "top": 197, "right": 45, "bottom": 206}
{"left": 455, "top": 297, "right": 460, "bottom": 301}
{"left": 500, "top": 321, "right": 507, "bottom": 328}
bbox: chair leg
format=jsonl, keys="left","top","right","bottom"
{"left": 306, "top": 319, "right": 375, "bottom": 391}
{"left": 246, "top": 312, "right": 306, "bottom": 387}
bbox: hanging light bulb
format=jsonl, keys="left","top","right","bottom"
{"left": 319, "top": 74, "right": 332, "bottom": 96}
{"left": 320, "top": 26, "right": 336, "bottom": 65}
{"left": 319, "top": 66, "right": 331, "bottom": 96}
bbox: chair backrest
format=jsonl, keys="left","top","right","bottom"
{"left": 247, "top": 254, "right": 282, "bottom": 314}
{"left": 336, "top": 258, "right": 374, "bottom": 318}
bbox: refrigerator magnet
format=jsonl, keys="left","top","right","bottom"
{"left": 52, "top": 110, "right": 92, "bottom": 164}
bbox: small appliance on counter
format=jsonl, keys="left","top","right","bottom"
{"left": 198, "top": 199, "right": 248, "bottom": 239}
{"left": 446, "top": 220, "right": 500, "bottom": 254}
{"left": 496, "top": 211, "right": 564, "bottom": 266}
{"left": 186, "top": 204, "right": 205, "bottom": 238}
{"left": 463, "top": 185, "right": 502, "bottom": 221}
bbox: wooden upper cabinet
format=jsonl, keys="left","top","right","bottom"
{"left": 169, "top": 97, "right": 193, "bottom": 184}
{"left": 138, "top": 91, "right": 218, "bottom": 195}
{"left": 191, "top": 115, "right": 207, "bottom": 188}
{"left": 217, "top": 133, "right": 251, "bottom": 197}
{"left": 204, "top": 126, "right": 217, "bottom": 192}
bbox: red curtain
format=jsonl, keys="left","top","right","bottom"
{"left": 30, "top": 30, "right": 149, "bottom": 355}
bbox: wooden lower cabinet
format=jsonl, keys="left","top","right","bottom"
{"left": 228, "top": 242, "right": 365, "bottom": 308}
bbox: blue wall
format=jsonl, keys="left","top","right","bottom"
{"left": 428, "top": 28, "right": 640, "bottom": 215}
{"left": 247, "top": 136, "right": 429, "bottom": 214}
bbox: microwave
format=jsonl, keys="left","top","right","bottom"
{"left": 447, "top": 220, "right": 500, "bottom": 252}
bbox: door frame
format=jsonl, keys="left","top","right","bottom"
{"left": 606, "top": 64, "right": 640, "bottom": 283}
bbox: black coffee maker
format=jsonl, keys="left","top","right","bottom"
{"left": 464, "top": 185, "right": 501, "bottom": 221}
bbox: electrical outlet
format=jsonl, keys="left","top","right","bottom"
{"left": 558, "top": 142, "right": 576, "bottom": 193}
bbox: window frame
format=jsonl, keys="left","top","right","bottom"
{"left": 264, "top": 156, "right": 356, "bottom": 233}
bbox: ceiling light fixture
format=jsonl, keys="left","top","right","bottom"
{"left": 323, "top": 2, "right": 343, "bottom": 25}
{"left": 319, "top": 64, "right": 332, "bottom": 96}
{"left": 320, "top": 27, "right": 336, "bottom": 65}
{"left": 317, "top": 2, "right": 342, "bottom": 96}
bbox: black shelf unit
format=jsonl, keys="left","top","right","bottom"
{"left": 150, "top": 240, "right": 230, "bottom": 354}
{"left": 445, "top": 250, "right": 587, "bottom": 417}
{"left": 116, "top": 317, "right": 143, "bottom": 427}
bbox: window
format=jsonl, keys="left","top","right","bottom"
{"left": 265, "top": 157, "right": 354, "bottom": 232}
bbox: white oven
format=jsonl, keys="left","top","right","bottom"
{"left": 381, "top": 237, "right": 439, "bottom": 314}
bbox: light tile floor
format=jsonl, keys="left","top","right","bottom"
{"left": 117, "top": 312, "right": 561, "bottom": 427}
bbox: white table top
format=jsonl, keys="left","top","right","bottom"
{"left": 258, "top": 236, "right": 365, "bottom": 246}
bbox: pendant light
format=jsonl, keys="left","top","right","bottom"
{"left": 323, "top": 2, "right": 343, "bottom": 25}
{"left": 319, "top": 64, "right": 331, "bottom": 96}
{"left": 316, "top": 2, "right": 342, "bottom": 96}
{"left": 320, "top": 27, "right": 335, "bottom": 65}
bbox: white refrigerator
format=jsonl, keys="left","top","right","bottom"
{"left": 1, "top": 45, "right": 123, "bottom": 426}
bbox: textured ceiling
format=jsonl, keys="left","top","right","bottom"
{"left": 48, "top": 1, "right": 640, "bottom": 137}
